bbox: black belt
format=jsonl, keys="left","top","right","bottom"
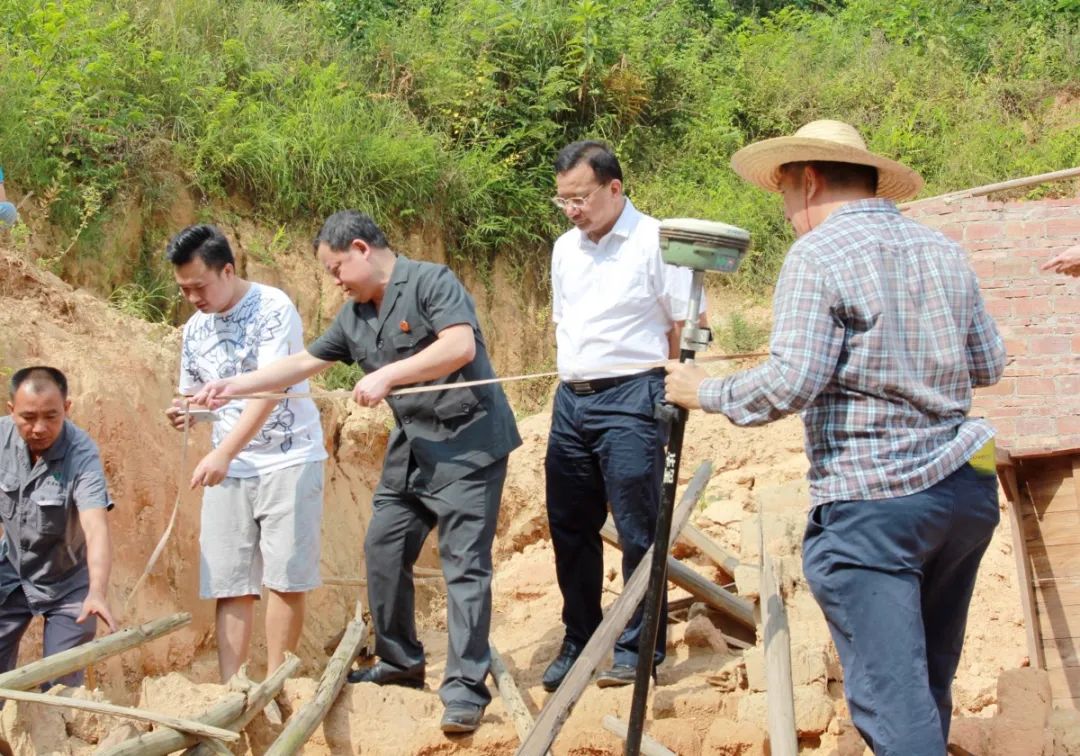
{"left": 564, "top": 368, "right": 663, "bottom": 397}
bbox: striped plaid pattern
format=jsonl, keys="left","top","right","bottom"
{"left": 700, "top": 199, "right": 1006, "bottom": 506}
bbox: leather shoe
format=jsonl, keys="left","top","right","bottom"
{"left": 346, "top": 659, "right": 425, "bottom": 688}
{"left": 441, "top": 702, "right": 484, "bottom": 733}
{"left": 541, "top": 639, "right": 581, "bottom": 692}
{"left": 595, "top": 663, "right": 654, "bottom": 688}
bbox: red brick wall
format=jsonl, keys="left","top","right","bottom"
{"left": 904, "top": 195, "right": 1080, "bottom": 452}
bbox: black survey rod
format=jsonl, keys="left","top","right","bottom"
{"left": 625, "top": 271, "right": 704, "bottom": 756}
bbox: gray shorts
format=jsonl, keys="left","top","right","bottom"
{"left": 199, "top": 461, "right": 324, "bottom": 599}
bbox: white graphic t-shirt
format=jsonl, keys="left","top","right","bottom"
{"left": 178, "top": 283, "right": 327, "bottom": 478}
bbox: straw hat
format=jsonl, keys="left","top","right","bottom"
{"left": 730, "top": 120, "right": 924, "bottom": 201}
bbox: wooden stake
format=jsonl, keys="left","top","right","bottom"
{"left": 601, "top": 714, "right": 676, "bottom": 756}
{"left": 761, "top": 552, "right": 797, "bottom": 754}
{"left": 677, "top": 524, "right": 741, "bottom": 577}
{"left": 0, "top": 612, "right": 191, "bottom": 692}
{"left": 488, "top": 644, "right": 552, "bottom": 755}
{"left": 600, "top": 520, "right": 754, "bottom": 632}
{"left": 514, "top": 461, "right": 712, "bottom": 756}
{"left": 0, "top": 687, "right": 239, "bottom": 742}
{"left": 181, "top": 654, "right": 301, "bottom": 756}
{"left": 264, "top": 601, "right": 368, "bottom": 756}
{"left": 95, "top": 692, "right": 247, "bottom": 756}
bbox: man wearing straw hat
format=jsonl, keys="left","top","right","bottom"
{"left": 666, "top": 120, "right": 1006, "bottom": 754}
{"left": 164, "top": 225, "right": 328, "bottom": 683}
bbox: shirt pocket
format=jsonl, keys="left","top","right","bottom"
{"left": 433, "top": 385, "right": 483, "bottom": 423}
{"left": 0, "top": 469, "right": 18, "bottom": 520}
{"left": 391, "top": 324, "right": 433, "bottom": 354}
{"left": 31, "top": 487, "right": 69, "bottom": 537}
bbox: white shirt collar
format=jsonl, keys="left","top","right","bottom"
{"left": 578, "top": 197, "right": 640, "bottom": 249}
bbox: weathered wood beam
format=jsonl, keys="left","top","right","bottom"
{"left": 677, "top": 524, "right": 741, "bottom": 577}
{"left": 600, "top": 520, "right": 755, "bottom": 632}
{"left": 0, "top": 612, "right": 190, "bottom": 692}
{"left": 182, "top": 654, "right": 301, "bottom": 756}
{"left": 264, "top": 601, "right": 368, "bottom": 756}
{"left": 0, "top": 687, "right": 238, "bottom": 742}
{"left": 762, "top": 552, "right": 797, "bottom": 755}
{"left": 515, "top": 461, "right": 712, "bottom": 756}
{"left": 601, "top": 714, "right": 676, "bottom": 756}
{"left": 95, "top": 692, "right": 247, "bottom": 756}
{"left": 488, "top": 644, "right": 552, "bottom": 756}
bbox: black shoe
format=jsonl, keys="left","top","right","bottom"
{"left": 440, "top": 702, "right": 485, "bottom": 734}
{"left": 347, "top": 659, "right": 425, "bottom": 688}
{"left": 595, "top": 663, "right": 655, "bottom": 688}
{"left": 542, "top": 640, "right": 582, "bottom": 692}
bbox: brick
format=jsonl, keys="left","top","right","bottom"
{"left": 1058, "top": 416, "right": 1080, "bottom": 435}
{"left": 1017, "top": 416, "right": 1055, "bottom": 436}
{"left": 986, "top": 298, "right": 1011, "bottom": 318}
{"left": 994, "top": 258, "right": 1035, "bottom": 277}
{"left": 1056, "top": 375, "right": 1080, "bottom": 395}
{"left": 1072, "top": 334, "right": 1080, "bottom": 352}
{"left": 1017, "top": 377, "right": 1055, "bottom": 395}
{"left": 976, "top": 378, "right": 1015, "bottom": 397}
{"left": 1011, "top": 298, "right": 1046, "bottom": 317}
{"left": 965, "top": 222, "right": 1006, "bottom": 241}
{"left": 1004, "top": 338, "right": 1028, "bottom": 356}
{"left": 989, "top": 417, "right": 1017, "bottom": 440}
{"left": 1005, "top": 220, "right": 1046, "bottom": 238}
{"left": 1046, "top": 218, "right": 1080, "bottom": 237}
{"left": 971, "top": 258, "right": 996, "bottom": 279}
{"left": 1029, "top": 336, "right": 1071, "bottom": 354}
{"left": 1052, "top": 296, "right": 1080, "bottom": 314}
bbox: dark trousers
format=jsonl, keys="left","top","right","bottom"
{"left": 545, "top": 372, "right": 667, "bottom": 667}
{"left": 802, "top": 462, "right": 999, "bottom": 755}
{"left": 365, "top": 456, "right": 507, "bottom": 708}
{"left": 0, "top": 585, "right": 96, "bottom": 688}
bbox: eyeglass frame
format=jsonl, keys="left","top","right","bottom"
{"left": 550, "top": 181, "right": 609, "bottom": 211}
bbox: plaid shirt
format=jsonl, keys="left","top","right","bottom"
{"left": 700, "top": 199, "right": 1005, "bottom": 506}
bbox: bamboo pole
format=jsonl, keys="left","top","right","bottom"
{"left": 0, "top": 612, "right": 190, "bottom": 692}
{"left": 677, "top": 524, "right": 741, "bottom": 577}
{"left": 96, "top": 692, "right": 247, "bottom": 756}
{"left": 900, "top": 165, "right": 1080, "bottom": 209}
{"left": 601, "top": 714, "right": 676, "bottom": 756}
{"left": 600, "top": 520, "right": 754, "bottom": 631}
{"left": 182, "top": 654, "right": 301, "bottom": 756}
{"left": 488, "top": 644, "right": 553, "bottom": 756}
{"left": 515, "top": 461, "right": 712, "bottom": 756}
{"left": 761, "top": 552, "right": 797, "bottom": 755}
{"left": 264, "top": 601, "right": 368, "bottom": 756}
{"left": 0, "top": 688, "right": 238, "bottom": 741}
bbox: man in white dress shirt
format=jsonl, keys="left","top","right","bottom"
{"left": 541, "top": 141, "right": 700, "bottom": 691}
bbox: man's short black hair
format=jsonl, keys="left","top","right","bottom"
{"left": 554, "top": 141, "right": 623, "bottom": 184}
{"left": 781, "top": 161, "right": 878, "bottom": 195}
{"left": 10, "top": 366, "right": 68, "bottom": 400}
{"left": 165, "top": 224, "right": 235, "bottom": 272}
{"left": 313, "top": 210, "right": 390, "bottom": 253}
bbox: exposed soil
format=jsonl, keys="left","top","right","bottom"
{"left": 0, "top": 244, "right": 1076, "bottom": 754}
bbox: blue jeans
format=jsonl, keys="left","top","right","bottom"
{"left": 0, "top": 202, "right": 15, "bottom": 226}
{"left": 545, "top": 370, "right": 667, "bottom": 667}
{"left": 802, "top": 462, "right": 999, "bottom": 755}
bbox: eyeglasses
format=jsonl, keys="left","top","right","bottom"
{"left": 550, "top": 182, "right": 607, "bottom": 211}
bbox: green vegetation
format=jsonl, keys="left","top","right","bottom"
{"left": 714, "top": 312, "right": 771, "bottom": 353}
{"left": 1, "top": 0, "right": 1077, "bottom": 303}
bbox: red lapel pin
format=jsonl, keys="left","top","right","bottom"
{"left": 399, "top": 320, "right": 411, "bottom": 333}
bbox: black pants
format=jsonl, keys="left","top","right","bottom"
{"left": 0, "top": 585, "right": 96, "bottom": 688}
{"left": 545, "top": 371, "right": 667, "bottom": 667}
{"left": 365, "top": 456, "right": 507, "bottom": 707}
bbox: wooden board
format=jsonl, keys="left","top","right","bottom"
{"left": 1036, "top": 582, "right": 1080, "bottom": 612}
{"left": 1039, "top": 640, "right": 1080, "bottom": 670}
{"left": 1022, "top": 511, "right": 1080, "bottom": 548}
{"left": 1027, "top": 543, "right": 1080, "bottom": 578}
{"left": 1047, "top": 666, "right": 1080, "bottom": 703}
{"left": 1036, "top": 601, "right": 1080, "bottom": 641}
